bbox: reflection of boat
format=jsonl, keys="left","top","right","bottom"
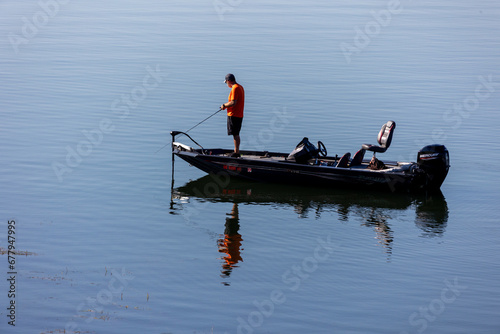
{"left": 415, "top": 192, "right": 449, "bottom": 238}
{"left": 172, "top": 175, "right": 449, "bottom": 256}
{"left": 171, "top": 121, "right": 450, "bottom": 192}
{"left": 174, "top": 175, "right": 416, "bottom": 209}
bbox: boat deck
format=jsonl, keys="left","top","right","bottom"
{"left": 173, "top": 142, "right": 413, "bottom": 173}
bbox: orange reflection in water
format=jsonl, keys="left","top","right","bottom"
{"left": 218, "top": 203, "right": 243, "bottom": 284}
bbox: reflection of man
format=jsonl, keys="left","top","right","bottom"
{"left": 221, "top": 73, "right": 245, "bottom": 157}
{"left": 218, "top": 203, "right": 243, "bottom": 283}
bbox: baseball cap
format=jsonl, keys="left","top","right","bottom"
{"left": 224, "top": 73, "right": 236, "bottom": 83}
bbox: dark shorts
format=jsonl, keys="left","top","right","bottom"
{"left": 227, "top": 116, "right": 243, "bottom": 136}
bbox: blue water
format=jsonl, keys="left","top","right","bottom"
{"left": 1, "top": 0, "right": 499, "bottom": 333}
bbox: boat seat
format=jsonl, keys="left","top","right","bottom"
{"left": 337, "top": 152, "right": 351, "bottom": 168}
{"left": 350, "top": 149, "right": 365, "bottom": 167}
{"left": 361, "top": 120, "right": 396, "bottom": 157}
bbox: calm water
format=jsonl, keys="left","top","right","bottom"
{"left": 1, "top": 0, "right": 499, "bottom": 333}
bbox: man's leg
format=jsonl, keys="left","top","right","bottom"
{"left": 233, "top": 135, "right": 240, "bottom": 153}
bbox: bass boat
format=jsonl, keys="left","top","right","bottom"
{"left": 171, "top": 121, "right": 449, "bottom": 193}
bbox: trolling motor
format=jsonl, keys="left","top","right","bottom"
{"left": 170, "top": 131, "right": 206, "bottom": 154}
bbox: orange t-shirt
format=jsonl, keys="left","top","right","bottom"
{"left": 227, "top": 84, "right": 245, "bottom": 118}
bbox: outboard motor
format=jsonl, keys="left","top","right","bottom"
{"left": 288, "top": 137, "right": 319, "bottom": 164}
{"left": 417, "top": 145, "right": 450, "bottom": 189}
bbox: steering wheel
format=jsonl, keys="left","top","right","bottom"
{"left": 317, "top": 141, "right": 327, "bottom": 157}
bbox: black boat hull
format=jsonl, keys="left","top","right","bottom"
{"left": 172, "top": 145, "right": 448, "bottom": 193}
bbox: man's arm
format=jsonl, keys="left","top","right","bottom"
{"left": 221, "top": 99, "right": 237, "bottom": 110}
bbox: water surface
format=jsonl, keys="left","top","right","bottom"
{"left": 0, "top": 0, "right": 499, "bottom": 333}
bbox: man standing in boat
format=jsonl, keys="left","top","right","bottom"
{"left": 221, "top": 73, "right": 245, "bottom": 158}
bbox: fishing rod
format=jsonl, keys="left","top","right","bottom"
{"left": 183, "top": 108, "right": 223, "bottom": 134}
{"left": 155, "top": 108, "right": 223, "bottom": 153}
